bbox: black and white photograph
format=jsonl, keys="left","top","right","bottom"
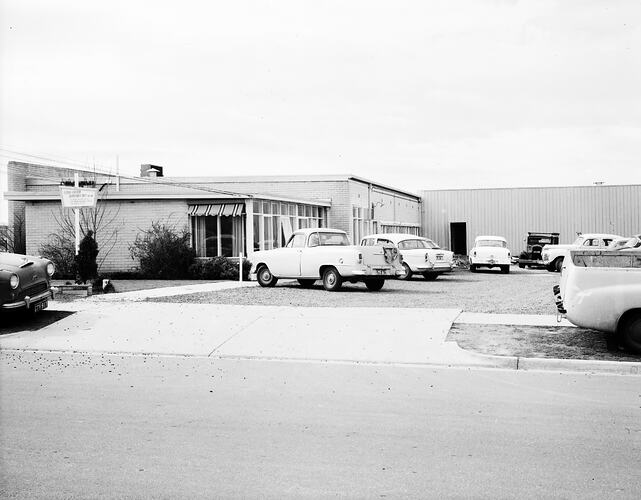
{"left": 1, "top": 0, "right": 640, "bottom": 498}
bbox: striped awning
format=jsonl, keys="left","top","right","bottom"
{"left": 188, "top": 203, "right": 244, "bottom": 217}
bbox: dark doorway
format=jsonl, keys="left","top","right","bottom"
{"left": 450, "top": 222, "right": 467, "bottom": 255}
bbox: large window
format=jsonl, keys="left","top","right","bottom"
{"left": 252, "top": 200, "right": 327, "bottom": 251}
{"left": 192, "top": 215, "right": 245, "bottom": 257}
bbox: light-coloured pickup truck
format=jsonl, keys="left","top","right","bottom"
{"left": 542, "top": 233, "right": 621, "bottom": 272}
{"left": 250, "top": 228, "right": 403, "bottom": 291}
{"left": 553, "top": 246, "right": 641, "bottom": 353}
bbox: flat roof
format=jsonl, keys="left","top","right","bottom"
{"left": 162, "top": 173, "right": 420, "bottom": 200}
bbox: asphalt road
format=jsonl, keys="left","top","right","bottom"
{"left": 1, "top": 351, "right": 640, "bottom": 499}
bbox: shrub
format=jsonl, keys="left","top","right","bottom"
{"left": 39, "top": 235, "right": 76, "bottom": 279}
{"left": 76, "top": 230, "right": 99, "bottom": 283}
{"left": 129, "top": 222, "right": 196, "bottom": 279}
{"left": 189, "top": 257, "right": 252, "bottom": 281}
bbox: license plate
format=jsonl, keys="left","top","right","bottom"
{"left": 436, "top": 254, "right": 443, "bottom": 260}
{"left": 33, "top": 300, "right": 48, "bottom": 312}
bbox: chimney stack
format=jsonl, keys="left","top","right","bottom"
{"left": 140, "top": 164, "right": 164, "bottom": 178}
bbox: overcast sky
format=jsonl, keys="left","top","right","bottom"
{"left": 1, "top": 0, "right": 640, "bottom": 223}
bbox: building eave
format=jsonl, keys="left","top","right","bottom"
{"left": 3, "top": 191, "right": 332, "bottom": 207}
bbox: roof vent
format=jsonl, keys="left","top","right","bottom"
{"left": 140, "top": 164, "right": 164, "bottom": 178}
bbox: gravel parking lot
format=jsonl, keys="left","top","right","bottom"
{"left": 149, "top": 267, "right": 561, "bottom": 315}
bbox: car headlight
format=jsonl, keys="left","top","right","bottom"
{"left": 46, "top": 262, "right": 55, "bottom": 277}
{"left": 10, "top": 274, "right": 19, "bottom": 289}
{"left": 542, "top": 252, "right": 548, "bottom": 260}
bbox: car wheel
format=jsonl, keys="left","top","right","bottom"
{"left": 619, "top": 311, "right": 641, "bottom": 354}
{"left": 256, "top": 265, "right": 278, "bottom": 287}
{"left": 518, "top": 263, "right": 525, "bottom": 269}
{"left": 365, "top": 279, "right": 385, "bottom": 291}
{"left": 322, "top": 267, "right": 343, "bottom": 291}
{"left": 554, "top": 257, "right": 564, "bottom": 273}
{"left": 398, "top": 263, "right": 412, "bottom": 280}
{"left": 501, "top": 265, "right": 510, "bottom": 274}
{"left": 297, "top": 279, "right": 315, "bottom": 288}
{"left": 469, "top": 264, "right": 477, "bottom": 272}
{"left": 422, "top": 273, "right": 438, "bottom": 281}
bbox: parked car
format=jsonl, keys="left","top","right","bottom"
{"left": 360, "top": 233, "right": 454, "bottom": 280}
{"left": 610, "top": 234, "right": 641, "bottom": 250}
{"left": 250, "top": 228, "right": 403, "bottom": 291}
{"left": 469, "top": 236, "right": 511, "bottom": 273}
{"left": 1, "top": 252, "right": 55, "bottom": 313}
{"left": 553, "top": 246, "right": 641, "bottom": 353}
{"left": 518, "top": 232, "right": 559, "bottom": 269}
{"left": 542, "top": 233, "right": 621, "bottom": 272}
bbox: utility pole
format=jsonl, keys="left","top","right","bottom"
{"left": 74, "top": 173, "right": 80, "bottom": 255}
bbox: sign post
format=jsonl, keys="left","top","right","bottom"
{"left": 59, "top": 176, "right": 99, "bottom": 255}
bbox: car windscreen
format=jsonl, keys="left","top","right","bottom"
{"left": 476, "top": 240, "right": 506, "bottom": 248}
{"left": 319, "top": 232, "right": 350, "bottom": 246}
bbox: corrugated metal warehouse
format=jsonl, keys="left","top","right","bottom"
{"left": 420, "top": 184, "right": 641, "bottom": 256}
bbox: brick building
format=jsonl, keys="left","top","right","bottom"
{"left": 4, "top": 162, "right": 422, "bottom": 272}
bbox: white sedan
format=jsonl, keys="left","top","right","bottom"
{"left": 469, "top": 236, "right": 511, "bottom": 274}
{"left": 360, "top": 233, "right": 454, "bottom": 280}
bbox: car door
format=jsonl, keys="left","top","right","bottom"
{"left": 272, "top": 233, "right": 305, "bottom": 277}
{"left": 299, "top": 232, "right": 324, "bottom": 278}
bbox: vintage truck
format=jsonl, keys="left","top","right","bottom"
{"left": 542, "top": 232, "right": 621, "bottom": 272}
{"left": 517, "top": 232, "right": 559, "bottom": 269}
{"left": 553, "top": 244, "right": 641, "bottom": 353}
{"left": 250, "top": 228, "right": 404, "bottom": 291}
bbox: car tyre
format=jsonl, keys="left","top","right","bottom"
{"left": 365, "top": 279, "right": 385, "bottom": 291}
{"left": 297, "top": 279, "right": 315, "bottom": 288}
{"left": 398, "top": 263, "right": 412, "bottom": 280}
{"left": 554, "top": 257, "right": 564, "bottom": 273}
{"left": 322, "top": 267, "right": 343, "bottom": 291}
{"left": 501, "top": 265, "right": 510, "bottom": 274}
{"left": 518, "top": 262, "right": 525, "bottom": 269}
{"left": 469, "top": 264, "right": 477, "bottom": 272}
{"left": 422, "top": 272, "right": 438, "bottom": 281}
{"left": 619, "top": 311, "right": 641, "bottom": 354}
{"left": 256, "top": 265, "right": 278, "bottom": 287}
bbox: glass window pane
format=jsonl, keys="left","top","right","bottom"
{"left": 263, "top": 202, "right": 271, "bottom": 214}
{"left": 253, "top": 215, "right": 261, "bottom": 252}
{"left": 272, "top": 203, "right": 279, "bottom": 214}
{"left": 263, "top": 217, "right": 273, "bottom": 250}
{"left": 273, "top": 216, "right": 280, "bottom": 248}
{"left": 298, "top": 205, "right": 305, "bottom": 216}
{"left": 253, "top": 200, "right": 261, "bottom": 213}
{"left": 220, "top": 216, "right": 234, "bottom": 257}
{"left": 305, "top": 205, "right": 312, "bottom": 217}
{"left": 205, "top": 217, "right": 217, "bottom": 257}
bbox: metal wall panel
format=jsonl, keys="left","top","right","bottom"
{"left": 420, "top": 185, "right": 641, "bottom": 256}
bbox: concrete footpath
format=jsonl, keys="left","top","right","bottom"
{"left": 1, "top": 282, "right": 640, "bottom": 375}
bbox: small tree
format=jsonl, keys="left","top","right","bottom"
{"left": 76, "top": 230, "right": 99, "bottom": 283}
{"left": 39, "top": 234, "right": 77, "bottom": 279}
{"left": 129, "top": 222, "right": 196, "bottom": 279}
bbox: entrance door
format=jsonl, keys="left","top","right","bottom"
{"left": 450, "top": 222, "right": 467, "bottom": 255}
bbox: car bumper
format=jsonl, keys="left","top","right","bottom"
{"left": 552, "top": 285, "right": 566, "bottom": 314}
{"left": 471, "top": 259, "right": 509, "bottom": 266}
{"left": 1, "top": 289, "right": 53, "bottom": 310}
{"left": 349, "top": 266, "right": 401, "bottom": 277}
{"left": 414, "top": 263, "right": 453, "bottom": 272}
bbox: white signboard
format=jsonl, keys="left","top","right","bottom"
{"left": 60, "top": 186, "right": 99, "bottom": 208}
